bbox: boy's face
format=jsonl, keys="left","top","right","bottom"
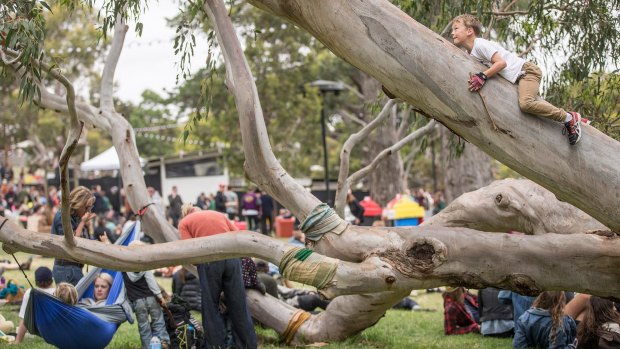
{"left": 451, "top": 20, "right": 473, "bottom": 46}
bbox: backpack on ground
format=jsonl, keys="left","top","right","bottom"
{"left": 163, "top": 294, "right": 204, "bottom": 349}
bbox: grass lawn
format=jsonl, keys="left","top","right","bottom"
{"left": 0, "top": 250, "right": 513, "bottom": 348}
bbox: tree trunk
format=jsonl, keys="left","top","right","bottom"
{"left": 440, "top": 125, "right": 494, "bottom": 202}
{"left": 247, "top": 0, "right": 620, "bottom": 232}
{"left": 5, "top": 0, "right": 620, "bottom": 345}
{"left": 351, "top": 71, "right": 405, "bottom": 207}
{"left": 368, "top": 123, "right": 405, "bottom": 206}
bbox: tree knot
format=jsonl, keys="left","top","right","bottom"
{"left": 375, "top": 237, "right": 447, "bottom": 277}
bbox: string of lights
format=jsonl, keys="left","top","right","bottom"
{"left": 135, "top": 131, "right": 204, "bottom": 146}
{"left": 48, "top": 39, "right": 172, "bottom": 55}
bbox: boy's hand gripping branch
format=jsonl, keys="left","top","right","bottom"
{"left": 468, "top": 72, "right": 487, "bottom": 91}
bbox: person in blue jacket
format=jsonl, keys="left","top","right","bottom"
{"left": 513, "top": 291, "right": 577, "bottom": 349}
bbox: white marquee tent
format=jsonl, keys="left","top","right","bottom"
{"left": 80, "top": 147, "right": 146, "bottom": 172}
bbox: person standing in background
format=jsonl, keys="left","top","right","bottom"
{"left": 167, "top": 186, "right": 183, "bottom": 228}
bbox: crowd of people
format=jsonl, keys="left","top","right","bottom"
{"left": 4, "top": 172, "right": 618, "bottom": 348}
{"left": 442, "top": 287, "right": 620, "bottom": 348}
{"left": 162, "top": 184, "right": 276, "bottom": 236}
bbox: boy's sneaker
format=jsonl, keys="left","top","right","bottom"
{"left": 563, "top": 111, "right": 583, "bottom": 145}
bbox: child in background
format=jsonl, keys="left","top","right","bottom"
{"left": 122, "top": 240, "right": 170, "bottom": 349}
{"left": 451, "top": 14, "right": 589, "bottom": 145}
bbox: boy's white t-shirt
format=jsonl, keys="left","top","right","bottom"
{"left": 470, "top": 38, "right": 526, "bottom": 84}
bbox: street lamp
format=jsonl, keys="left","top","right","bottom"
{"left": 310, "top": 80, "right": 345, "bottom": 205}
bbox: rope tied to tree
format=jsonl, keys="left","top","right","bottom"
{"left": 279, "top": 247, "right": 338, "bottom": 290}
{"left": 280, "top": 309, "right": 311, "bottom": 344}
{"left": 12, "top": 253, "right": 34, "bottom": 289}
{"left": 299, "top": 203, "right": 349, "bottom": 242}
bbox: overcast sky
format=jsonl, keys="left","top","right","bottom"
{"left": 114, "top": 0, "right": 209, "bottom": 104}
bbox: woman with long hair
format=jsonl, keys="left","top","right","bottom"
{"left": 443, "top": 287, "right": 480, "bottom": 335}
{"left": 577, "top": 296, "right": 620, "bottom": 348}
{"left": 513, "top": 291, "right": 577, "bottom": 348}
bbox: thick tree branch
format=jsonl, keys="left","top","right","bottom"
{"left": 247, "top": 0, "right": 620, "bottom": 232}
{"left": 424, "top": 178, "right": 610, "bottom": 235}
{"left": 203, "top": 0, "right": 321, "bottom": 221}
{"left": 2, "top": 218, "right": 620, "bottom": 303}
{"left": 100, "top": 15, "right": 128, "bottom": 112}
{"left": 334, "top": 99, "right": 397, "bottom": 216}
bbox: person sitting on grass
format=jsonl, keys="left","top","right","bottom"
{"left": 15, "top": 267, "right": 55, "bottom": 344}
{"left": 443, "top": 287, "right": 480, "bottom": 335}
{"left": 513, "top": 291, "right": 577, "bottom": 349}
{"left": 576, "top": 296, "right": 620, "bottom": 349}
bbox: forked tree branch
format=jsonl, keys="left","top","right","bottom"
{"left": 335, "top": 119, "right": 436, "bottom": 215}
{"left": 334, "top": 99, "right": 397, "bottom": 216}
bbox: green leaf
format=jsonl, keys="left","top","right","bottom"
{"left": 39, "top": 1, "right": 53, "bottom": 13}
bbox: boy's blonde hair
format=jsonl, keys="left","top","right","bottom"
{"left": 453, "top": 14, "right": 482, "bottom": 36}
{"left": 55, "top": 282, "right": 78, "bottom": 305}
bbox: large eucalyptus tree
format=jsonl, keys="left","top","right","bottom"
{"left": 1, "top": 0, "right": 619, "bottom": 344}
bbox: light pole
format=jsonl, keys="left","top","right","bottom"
{"left": 310, "top": 80, "right": 345, "bottom": 205}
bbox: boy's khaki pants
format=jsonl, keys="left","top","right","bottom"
{"left": 518, "top": 62, "right": 566, "bottom": 122}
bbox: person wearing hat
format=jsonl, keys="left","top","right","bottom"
{"left": 14, "top": 266, "right": 55, "bottom": 344}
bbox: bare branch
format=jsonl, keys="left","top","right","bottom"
{"left": 6, "top": 49, "right": 176, "bottom": 245}
{"left": 337, "top": 110, "right": 367, "bottom": 127}
{"left": 502, "top": 0, "right": 518, "bottom": 12}
{"left": 335, "top": 99, "right": 397, "bottom": 216}
{"left": 396, "top": 105, "right": 413, "bottom": 138}
{"left": 439, "top": 20, "right": 452, "bottom": 38}
{"left": 100, "top": 15, "right": 129, "bottom": 112}
{"left": 30, "top": 58, "right": 84, "bottom": 246}
{"left": 519, "top": 37, "right": 540, "bottom": 57}
{"left": 340, "top": 82, "right": 365, "bottom": 100}
{"left": 346, "top": 120, "right": 436, "bottom": 196}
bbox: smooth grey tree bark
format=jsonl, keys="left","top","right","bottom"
{"left": 247, "top": 0, "right": 620, "bottom": 232}
{"left": 440, "top": 126, "right": 494, "bottom": 202}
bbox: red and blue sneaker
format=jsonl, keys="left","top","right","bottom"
{"left": 563, "top": 111, "right": 584, "bottom": 145}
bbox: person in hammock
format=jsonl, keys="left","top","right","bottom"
{"left": 80, "top": 273, "right": 113, "bottom": 305}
